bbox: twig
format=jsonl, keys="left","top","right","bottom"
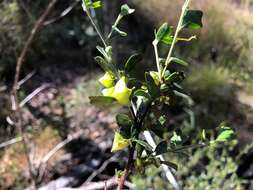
{"left": 38, "top": 132, "right": 82, "bottom": 181}
{"left": 11, "top": 0, "right": 59, "bottom": 188}
{"left": 0, "top": 85, "right": 7, "bottom": 92}
{"left": 57, "top": 178, "right": 118, "bottom": 190}
{"left": 18, "top": 0, "right": 35, "bottom": 22}
{"left": 43, "top": 0, "right": 80, "bottom": 26}
{"left": 84, "top": 154, "right": 119, "bottom": 184}
{"left": 12, "top": 0, "right": 58, "bottom": 91}
{"left": 19, "top": 84, "right": 50, "bottom": 107}
{"left": 0, "top": 137, "right": 23, "bottom": 149}
{"left": 17, "top": 70, "right": 36, "bottom": 89}
{"left": 143, "top": 131, "right": 181, "bottom": 190}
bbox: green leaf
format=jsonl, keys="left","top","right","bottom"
{"left": 94, "top": 56, "right": 109, "bottom": 72}
{"left": 82, "top": 0, "right": 102, "bottom": 10}
{"left": 164, "top": 72, "right": 185, "bottom": 84}
{"left": 160, "top": 161, "right": 178, "bottom": 171}
{"left": 154, "top": 141, "right": 168, "bottom": 155}
{"left": 161, "top": 26, "right": 173, "bottom": 45}
{"left": 171, "top": 132, "right": 182, "bottom": 146}
{"left": 134, "top": 139, "right": 153, "bottom": 152}
{"left": 149, "top": 71, "right": 160, "bottom": 85}
{"left": 150, "top": 122, "right": 165, "bottom": 139}
{"left": 89, "top": 96, "right": 116, "bottom": 106}
{"left": 120, "top": 4, "right": 135, "bottom": 16}
{"left": 160, "top": 84, "right": 170, "bottom": 93}
{"left": 155, "top": 23, "right": 172, "bottom": 43}
{"left": 96, "top": 46, "right": 110, "bottom": 61}
{"left": 158, "top": 115, "right": 166, "bottom": 125}
{"left": 133, "top": 95, "right": 150, "bottom": 119}
{"left": 125, "top": 54, "right": 142, "bottom": 73}
{"left": 145, "top": 72, "right": 160, "bottom": 98}
{"left": 182, "top": 10, "right": 203, "bottom": 29}
{"left": 116, "top": 114, "right": 133, "bottom": 139}
{"left": 216, "top": 126, "right": 235, "bottom": 142}
{"left": 170, "top": 57, "right": 189, "bottom": 67}
{"left": 92, "top": 1, "right": 102, "bottom": 9}
{"left": 116, "top": 114, "right": 132, "bottom": 128}
{"left": 133, "top": 89, "right": 149, "bottom": 98}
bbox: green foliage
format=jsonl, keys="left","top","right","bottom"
{"left": 216, "top": 125, "right": 235, "bottom": 142}
{"left": 182, "top": 10, "right": 203, "bottom": 29}
{"left": 131, "top": 145, "right": 245, "bottom": 190}
{"left": 82, "top": 0, "right": 236, "bottom": 185}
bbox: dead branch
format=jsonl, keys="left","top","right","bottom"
{"left": 43, "top": 0, "right": 80, "bottom": 26}
{"left": 17, "top": 70, "right": 36, "bottom": 89}
{"left": 58, "top": 178, "right": 118, "bottom": 190}
{"left": 11, "top": 0, "right": 59, "bottom": 188}
{"left": 19, "top": 84, "right": 50, "bottom": 107}
{"left": 0, "top": 137, "right": 23, "bottom": 149}
{"left": 84, "top": 154, "right": 119, "bottom": 184}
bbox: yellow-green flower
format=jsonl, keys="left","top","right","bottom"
{"left": 112, "top": 76, "right": 132, "bottom": 105}
{"left": 111, "top": 132, "right": 130, "bottom": 152}
{"left": 102, "top": 87, "right": 115, "bottom": 97}
{"left": 99, "top": 72, "right": 115, "bottom": 88}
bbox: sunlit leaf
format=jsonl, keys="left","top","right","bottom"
{"left": 155, "top": 23, "right": 173, "bottom": 45}
{"left": 216, "top": 126, "right": 235, "bottom": 142}
{"left": 92, "top": 1, "right": 102, "bottom": 9}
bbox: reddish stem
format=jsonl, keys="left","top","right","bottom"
{"left": 117, "top": 147, "right": 135, "bottom": 190}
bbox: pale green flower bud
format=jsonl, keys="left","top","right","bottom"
{"left": 99, "top": 72, "right": 115, "bottom": 88}
{"left": 111, "top": 132, "right": 130, "bottom": 152}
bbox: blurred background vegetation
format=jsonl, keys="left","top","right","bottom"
{"left": 0, "top": 0, "right": 253, "bottom": 189}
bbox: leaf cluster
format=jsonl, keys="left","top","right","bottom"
{"left": 82, "top": 0, "right": 235, "bottom": 174}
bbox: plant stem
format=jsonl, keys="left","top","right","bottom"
{"left": 84, "top": 3, "right": 107, "bottom": 47}
{"left": 152, "top": 41, "right": 161, "bottom": 79}
{"left": 161, "top": 0, "right": 191, "bottom": 77}
{"left": 108, "top": 14, "right": 123, "bottom": 40}
{"left": 117, "top": 147, "right": 135, "bottom": 190}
